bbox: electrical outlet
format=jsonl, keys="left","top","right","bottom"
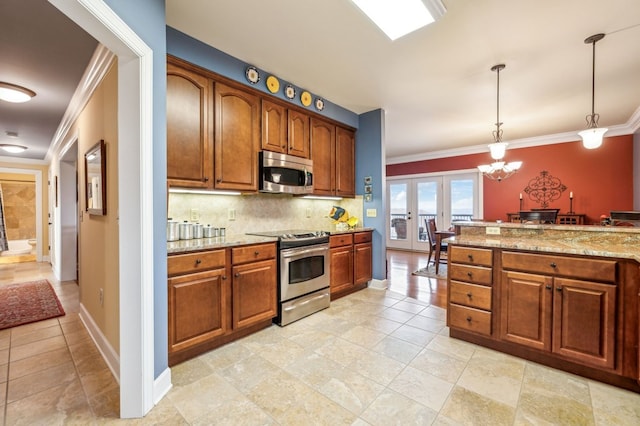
{"left": 486, "top": 226, "right": 501, "bottom": 235}
{"left": 228, "top": 208, "right": 236, "bottom": 221}
{"left": 306, "top": 208, "right": 311, "bottom": 218}
{"left": 366, "top": 208, "right": 377, "bottom": 217}
{"left": 99, "top": 288, "right": 104, "bottom": 306}
{"left": 190, "top": 209, "right": 199, "bottom": 222}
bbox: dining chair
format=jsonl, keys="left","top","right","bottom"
{"left": 425, "top": 218, "right": 449, "bottom": 271}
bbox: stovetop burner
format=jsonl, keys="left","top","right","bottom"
{"left": 247, "top": 229, "right": 329, "bottom": 248}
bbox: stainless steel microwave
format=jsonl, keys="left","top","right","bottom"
{"left": 259, "top": 151, "right": 313, "bottom": 194}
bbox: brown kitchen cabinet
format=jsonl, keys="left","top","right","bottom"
{"left": 231, "top": 243, "right": 277, "bottom": 330}
{"left": 354, "top": 231, "right": 372, "bottom": 285}
{"left": 447, "top": 246, "right": 494, "bottom": 336}
{"left": 168, "top": 249, "right": 229, "bottom": 364}
{"left": 261, "top": 100, "right": 310, "bottom": 158}
{"left": 168, "top": 242, "right": 277, "bottom": 366}
{"left": 500, "top": 251, "right": 617, "bottom": 369}
{"left": 214, "top": 82, "right": 260, "bottom": 191}
{"left": 166, "top": 61, "right": 213, "bottom": 188}
{"left": 329, "top": 231, "right": 372, "bottom": 299}
{"left": 310, "top": 119, "right": 355, "bottom": 197}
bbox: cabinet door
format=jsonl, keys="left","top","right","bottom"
{"left": 288, "top": 109, "right": 310, "bottom": 158}
{"left": 310, "top": 118, "right": 335, "bottom": 195}
{"left": 500, "top": 270, "right": 553, "bottom": 350}
{"left": 354, "top": 242, "right": 372, "bottom": 284}
{"left": 335, "top": 126, "right": 355, "bottom": 197}
{"left": 261, "top": 99, "right": 287, "bottom": 154}
{"left": 232, "top": 259, "right": 277, "bottom": 329}
{"left": 214, "top": 82, "right": 260, "bottom": 191}
{"left": 330, "top": 246, "right": 353, "bottom": 295}
{"left": 552, "top": 278, "right": 616, "bottom": 369}
{"left": 168, "top": 268, "right": 229, "bottom": 354}
{"left": 166, "top": 62, "right": 213, "bottom": 188}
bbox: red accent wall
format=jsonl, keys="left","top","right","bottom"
{"left": 386, "top": 135, "right": 634, "bottom": 225}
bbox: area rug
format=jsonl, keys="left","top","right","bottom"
{"left": 412, "top": 263, "right": 447, "bottom": 279}
{"left": 0, "top": 280, "right": 65, "bottom": 330}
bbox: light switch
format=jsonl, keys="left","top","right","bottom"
{"left": 366, "top": 208, "right": 377, "bottom": 217}
{"left": 190, "top": 209, "right": 199, "bottom": 221}
{"left": 228, "top": 208, "right": 236, "bottom": 220}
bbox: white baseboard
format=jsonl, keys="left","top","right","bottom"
{"left": 368, "top": 278, "right": 388, "bottom": 290}
{"left": 154, "top": 368, "right": 172, "bottom": 405}
{"left": 79, "top": 303, "right": 120, "bottom": 383}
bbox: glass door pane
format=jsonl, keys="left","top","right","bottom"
{"left": 416, "top": 179, "right": 439, "bottom": 247}
{"left": 388, "top": 182, "right": 410, "bottom": 249}
{"left": 444, "top": 174, "right": 478, "bottom": 229}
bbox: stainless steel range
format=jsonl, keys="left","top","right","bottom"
{"left": 247, "top": 230, "right": 330, "bottom": 325}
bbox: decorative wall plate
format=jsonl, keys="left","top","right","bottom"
{"left": 266, "top": 75, "right": 280, "bottom": 93}
{"left": 314, "top": 97, "right": 325, "bottom": 111}
{"left": 300, "top": 91, "right": 312, "bottom": 107}
{"left": 245, "top": 66, "right": 260, "bottom": 84}
{"left": 284, "top": 84, "right": 296, "bottom": 100}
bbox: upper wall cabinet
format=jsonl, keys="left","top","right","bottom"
{"left": 311, "top": 118, "right": 355, "bottom": 197}
{"left": 214, "top": 83, "right": 260, "bottom": 191}
{"left": 167, "top": 62, "right": 213, "bottom": 188}
{"left": 261, "top": 99, "right": 310, "bottom": 159}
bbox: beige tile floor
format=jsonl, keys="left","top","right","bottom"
{"left": 1, "top": 255, "right": 640, "bottom": 425}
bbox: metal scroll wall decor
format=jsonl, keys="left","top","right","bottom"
{"left": 523, "top": 171, "right": 567, "bottom": 208}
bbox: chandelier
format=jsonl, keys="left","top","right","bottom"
{"left": 477, "top": 64, "right": 522, "bottom": 181}
{"left": 578, "top": 33, "right": 607, "bottom": 149}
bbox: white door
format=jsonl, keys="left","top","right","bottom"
{"left": 387, "top": 171, "right": 480, "bottom": 250}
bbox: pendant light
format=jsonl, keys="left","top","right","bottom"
{"left": 477, "top": 64, "right": 522, "bottom": 181}
{"left": 578, "top": 33, "right": 607, "bottom": 149}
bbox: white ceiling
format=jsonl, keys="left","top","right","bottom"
{"left": 166, "top": 0, "right": 640, "bottom": 162}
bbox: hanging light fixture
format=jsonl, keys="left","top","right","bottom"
{"left": 578, "top": 33, "right": 607, "bottom": 149}
{"left": 477, "top": 64, "right": 522, "bottom": 181}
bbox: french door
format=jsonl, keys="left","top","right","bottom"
{"left": 386, "top": 171, "right": 480, "bottom": 251}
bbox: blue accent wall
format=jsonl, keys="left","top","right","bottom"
{"left": 356, "top": 109, "right": 386, "bottom": 281}
{"left": 103, "top": 0, "right": 168, "bottom": 377}
{"left": 166, "top": 27, "right": 358, "bottom": 129}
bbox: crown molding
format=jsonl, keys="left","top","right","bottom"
{"left": 0, "top": 155, "right": 48, "bottom": 166}
{"left": 386, "top": 105, "right": 640, "bottom": 165}
{"left": 45, "top": 44, "right": 115, "bottom": 161}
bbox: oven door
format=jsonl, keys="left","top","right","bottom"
{"left": 280, "top": 243, "right": 329, "bottom": 302}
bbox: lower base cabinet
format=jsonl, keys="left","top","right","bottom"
{"left": 168, "top": 242, "right": 276, "bottom": 365}
{"left": 329, "top": 231, "right": 372, "bottom": 299}
{"left": 448, "top": 246, "right": 640, "bottom": 392}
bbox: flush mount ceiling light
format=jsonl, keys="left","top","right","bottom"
{"left": 0, "top": 144, "right": 28, "bottom": 154}
{"left": 578, "top": 33, "right": 607, "bottom": 149}
{"left": 477, "top": 64, "right": 522, "bottom": 182}
{"left": 0, "top": 82, "right": 36, "bottom": 103}
{"left": 350, "top": 0, "right": 446, "bottom": 40}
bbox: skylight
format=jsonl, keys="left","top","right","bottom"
{"left": 351, "top": 0, "right": 445, "bottom": 40}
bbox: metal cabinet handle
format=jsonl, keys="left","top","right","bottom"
{"left": 466, "top": 292, "right": 472, "bottom": 298}
{"left": 468, "top": 254, "right": 474, "bottom": 262}
{"left": 203, "top": 177, "right": 209, "bottom": 182}
{"left": 545, "top": 285, "right": 552, "bottom": 290}
{"left": 234, "top": 272, "right": 240, "bottom": 278}
{"left": 254, "top": 251, "right": 260, "bottom": 256}
{"left": 467, "top": 272, "right": 473, "bottom": 278}
{"left": 195, "top": 259, "right": 202, "bottom": 265}
{"left": 222, "top": 275, "right": 227, "bottom": 280}
{"left": 556, "top": 286, "right": 563, "bottom": 292}
{"left": 466, "top": 316, "right": 472, "bottom": 322}
{"left": 550, "top": 262, "right": 557, "bottom": 268}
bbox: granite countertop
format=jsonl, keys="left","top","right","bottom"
{"left": 168, "top": 234, "right": 277, "bottom": 255}
{"left": 448, "top": 221, "right": 640, "bottom": 262}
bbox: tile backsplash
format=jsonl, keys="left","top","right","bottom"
{"left": 168, "top": 193, "right": 364, "bottom": 235}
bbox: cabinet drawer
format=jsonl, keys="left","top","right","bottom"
{"left": 502, "top": 251, "right": 616, "bottom": 283}
{"left": 330, "top": 234, "right": 353, "bottom": 248}
{"left": 450, "top": 281, "right": 492, "bottom": 310}
{"left": 449, "top": 264, "right": 492, "bottom": 285}
{"left": 449, "top": 246, "right": 493, "bottom": 267}
{"left": 353, "top": 231, "right": 372, "bottom": 244}
{"left": 449, "top": 304, "right": 492, "bottom": 336}
{"left": 232, "top": 243, "right": 276, "bottom": 265}
{"left": 168, "top": 250, "right": 226, "bottom": 276}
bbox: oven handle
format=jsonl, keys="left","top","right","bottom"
{"left": 281, "top": 244, "right": 328, "bottom": 259}
{"left": 283, "top": 292, "right": 329, "bottom": 312}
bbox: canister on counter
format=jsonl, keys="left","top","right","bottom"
{"left": 167, "top": 219, "right": 179, "bottom": 241}
{"left": 203, "top": 225, "right": 215, "bottom": 238}
{"left": 219, "top": 227, "right": 226, "bottom": 237}
{"left": 192, "top": 223, "right": 203, "bottom": 239}
{"left": 178, "top": 221, "right": 193, "bottom": 240}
